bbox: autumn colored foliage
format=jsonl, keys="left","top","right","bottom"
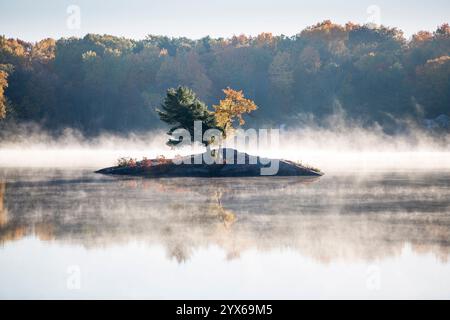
{"left": 0, "top": 22, "right": 449, "bottom": 135}
{"left": 117, "top": 156, "right": 172, "bottom": 168}
{"left": 213, "top": 88, "right": 258, "bottom": 135}
{"left": 0, "top": 70, "right": 8, "bottom": 119}
{"left": 157, "top": 85, "right": 258, "bottom": 147}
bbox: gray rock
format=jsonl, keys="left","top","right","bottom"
{"left": 96, "top": 148, "right": 323, "bottom": 178}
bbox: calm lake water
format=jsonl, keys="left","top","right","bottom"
{"left": 1, "top": 168, "right": 450, "bottom": 299}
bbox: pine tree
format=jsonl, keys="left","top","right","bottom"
{"left": 157, "top": 86, "right": 219, "bottom": 147}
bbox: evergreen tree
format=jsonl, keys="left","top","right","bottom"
{"left": 157, "top": 86, "right": 219, "bottom": 147}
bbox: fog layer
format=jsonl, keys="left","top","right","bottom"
{"left": 1, "top": 120, "right": 449, "bottom": 172}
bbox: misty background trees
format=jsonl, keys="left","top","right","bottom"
{"left": 0, "top": 21, "right": 449, "bottom": 137}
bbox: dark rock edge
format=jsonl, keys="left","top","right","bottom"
{"left": 95, "top": 149, "right": 323, "bottom": 178}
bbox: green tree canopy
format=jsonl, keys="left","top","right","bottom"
{"left": 157, "top": 86, "right": 219, "bottom": 147}
{"left": 1, "top": 22, "right": 450, "bottom": 135}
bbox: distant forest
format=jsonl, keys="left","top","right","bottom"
{"left": 1, "top": 21, "right": 449, "bottom": 136}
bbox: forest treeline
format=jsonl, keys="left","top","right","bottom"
{"left": 0, "top": 21, "right": 449, "bottom": 136}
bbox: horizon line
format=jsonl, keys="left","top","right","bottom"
{"left": 2, "top": 20, "right": 449, "bottom": 43}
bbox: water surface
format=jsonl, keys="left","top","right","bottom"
{"left": 1, "top": 168, "right": 450, "bottom": 299}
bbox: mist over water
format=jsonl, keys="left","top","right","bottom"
{"left": 1, "top": 0, "right": 450, "bottom": 300}
{"left": 1, "top": 120, "right": 450, "bottom": 298}
{"left": 1, "top": 168, "right": 450, "bottom": 298}
{"left": 0, "top": 121, "right": 449, "bottom": 172}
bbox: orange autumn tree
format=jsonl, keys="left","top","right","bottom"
{"left": 213, "top": 88, "right": 258, "bottom": 138}
{"left": 0, "top": 69, "right": 9, "bottom": 119}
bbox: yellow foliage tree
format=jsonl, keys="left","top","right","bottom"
{"left": 0, "top": 70, "right": 8, "bottom": 119}
{"left": 213, "top": 87, "right": 258, "bottom": 137}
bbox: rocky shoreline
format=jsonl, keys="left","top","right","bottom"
{"left": 95, "top": 148, "right": 323, "bottom": 178}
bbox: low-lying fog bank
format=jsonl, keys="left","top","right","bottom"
{"left": 0, "top": 123, "right": 449, "bottom": 172}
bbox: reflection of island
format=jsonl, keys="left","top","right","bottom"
{"left": 1, "top": 172, "right": 450, "bottom": 264}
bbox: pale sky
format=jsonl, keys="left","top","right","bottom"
{"left": 0, "top": 0, "right": 449, "bottom": 41}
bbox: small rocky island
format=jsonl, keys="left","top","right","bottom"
{"left": 96, "top": 148, "right": 323, "bottom": 178}
{"left": 97, "top": 87, "right": 323, "bottom": 178}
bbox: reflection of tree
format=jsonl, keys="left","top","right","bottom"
{"left": 34, "top": 223, "right": 54, "bottom": 241}
{"left": 1, "top": 173, "right": 450, "bottom": 264}
{"left": 167, "top": 244, "right": 191, "bottom": 264}
{"left": 0, "top": 181, "right": 6, "bottom": 226}
{"left": 212, "top": 191, "right": 236, "bottom": 228}
{"left": 0, "top": 181, "right": 27, "bottom": 243}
